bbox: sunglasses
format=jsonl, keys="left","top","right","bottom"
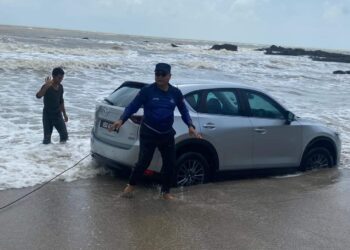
{"left": 155, "top": 71, "right": 168, "bottom": 77}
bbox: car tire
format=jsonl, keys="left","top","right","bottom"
{"left": 175, "top": 152, "right": 210, "bottom": 187}
{"left": 300, "top": 147, "right": 334, "bottom": 171}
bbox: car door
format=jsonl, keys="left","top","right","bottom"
{"left": 242, "top": 89, "right": 302, "bottom": 168}
{"left": 187, "top": 89, "right": 253, "bottom": 170}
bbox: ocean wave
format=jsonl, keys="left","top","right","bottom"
{"left": 0, "top": 58, "right": 127, "bottom": 72}
{"left": 178, "top": 60, "right": 219, "bottom": 70}
{"left": 0, "top": 41, "right": 139, "bottom": 71}
{"left": 0, "top": 42, "right": 132, "bottom": 56}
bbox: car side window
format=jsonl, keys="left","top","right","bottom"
{"left": 185, "top": 92, "right": 201, "bottom": 111}
{"left": 204, "top": 90, "right": 240, "bottom": 116}
{"left": 245, "top": 91, "right": 285, "bottom": 119}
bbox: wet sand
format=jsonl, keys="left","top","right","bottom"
{"left": 1, "top": 168, "right": 350, "bottom": 250}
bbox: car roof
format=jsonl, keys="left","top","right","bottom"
{"left": 119, "top": 80, "right": 288, "bottom": 110}
{"left": 176, "top": 79, "right": 246, "bottom": 91}
{"left": 174, "top": 79, "right": 265, "bottom": 94}
{"left": 122, "top": 79, "right": 261, "bottom": 94}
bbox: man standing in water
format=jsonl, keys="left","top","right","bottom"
{"left": 36, "top": 67, "right": 68, "bottom": 144}
{"left": 109, "top": 63, "right": 201, "bottom": 200}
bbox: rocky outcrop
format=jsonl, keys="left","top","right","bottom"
{"left": 210, "top": 44, "right": 238, "bottom": 51}
{"left": 261, "top": 45, "right": 350, "bottom": 63}
{"left": 333, "top": 70, "right": 350, "bottom": 74}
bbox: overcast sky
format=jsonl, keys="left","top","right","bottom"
{"left": 0, "top": 0, "right": 349, "bottom": 50}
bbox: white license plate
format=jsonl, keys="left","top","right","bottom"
{"left": 100, "top": 120, "right": 113, "bottom": 130}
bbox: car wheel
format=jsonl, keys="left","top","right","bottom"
{"left": 175, "top": 152, "right": 210, "bottom": 187}
{"left": 300, "top": 147, "right": 333, "bottom": 171}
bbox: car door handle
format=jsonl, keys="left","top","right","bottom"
{"left": 203, "top": 123, "right": 216, "bottom": 129}
{"left": 254, "top": 128, "right": 267, "bottom": 134}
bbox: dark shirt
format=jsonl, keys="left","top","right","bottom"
{"left": 120, "top": 83, "right": 193, "bottom": 133}
{"left": 43, "top": 85, "right": 64, "bottom": 115}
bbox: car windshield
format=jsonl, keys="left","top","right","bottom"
{"left": 105, "top": 85, "right": 143, "bottom": 107}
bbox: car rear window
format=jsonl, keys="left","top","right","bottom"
{"left": 105, "top": 85, "right": 143, "bottom": 107}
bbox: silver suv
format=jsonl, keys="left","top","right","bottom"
{"left": 91, "top": 80, "right": 341, "bottom": 186}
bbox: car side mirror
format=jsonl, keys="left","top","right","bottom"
{"left": 285, "top": 111, "right": 295, "bottom": 125}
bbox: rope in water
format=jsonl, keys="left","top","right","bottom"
{"left": 0, "top": 153, "right": 91, "bottom": 211}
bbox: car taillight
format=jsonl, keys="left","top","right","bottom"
{"left": 93, "top": 106, "right": 100, "bottom": 132}
{"left": 130, "top": 115, "right": 143, "bottom": 124}
{"left": 144, "top": 169, "right": 156, "bottom": 176}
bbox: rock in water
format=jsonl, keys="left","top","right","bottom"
{"left": 333, "top": 70, "right": 350, "bottom": 74}
{"left": 261, "top": 45, "right": 350, "bottom": 63}
{"left": 210, "top": 44, "right": 238, "bottom": 51}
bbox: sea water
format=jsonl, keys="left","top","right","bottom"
{"left": 0, "top": 25, "right": 349, "bottom": 190}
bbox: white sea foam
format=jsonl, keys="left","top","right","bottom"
{"left": 0, "top": 27, "right": 349, "bottom": 190}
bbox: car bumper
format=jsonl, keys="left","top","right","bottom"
{"left": 91, "top": 152, "right": 132, "bottom": 173}
{"left": 90, "top": 131, "right": 161, "bottom": 171}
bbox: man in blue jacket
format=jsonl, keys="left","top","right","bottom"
{"left": 109, "top": 63, "right": 201, "bottom": 200}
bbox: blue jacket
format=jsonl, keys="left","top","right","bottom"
{"left": 120, "top": 83, "right": 193, "bottom": 133}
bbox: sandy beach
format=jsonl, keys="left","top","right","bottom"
{"left": 1, "top": 168, "right": 350, "bottom": 250}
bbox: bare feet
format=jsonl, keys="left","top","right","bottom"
{"left": 120, "top": 184, "right": 135, "bottom": 198}
{"left": 161, "top": 193, "right": 175, "bottom": 200}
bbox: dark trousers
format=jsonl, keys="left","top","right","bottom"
{"left": 42, "top": 111, "right": 68, "bottom": 144}
{"left": 129, "top": 125, "right": 175, "bottom": 193}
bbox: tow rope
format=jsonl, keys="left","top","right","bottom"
{"left": 0, "top": 153, "right": 91, "bottom": 211}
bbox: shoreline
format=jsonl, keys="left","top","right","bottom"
{"left": 1, "top": 23, "right": 349, "bottom": 53}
